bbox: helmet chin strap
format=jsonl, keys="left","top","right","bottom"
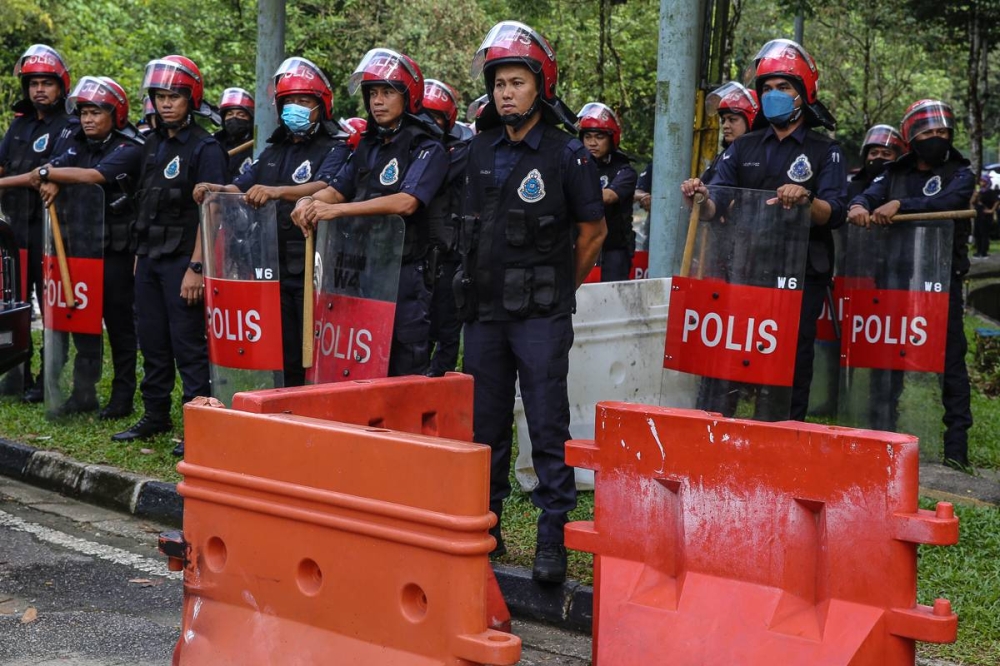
{"left": 156, "top": 113, "right": 191, "bottom": 131}
{"left": 376, "top": 118, "right": 403, "bottom": 137}
{"left": 500, "top": 96, "right": 540, "bottom": 130}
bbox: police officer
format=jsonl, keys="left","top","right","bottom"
{"left": 972, "top": 177, "right": 998, "bottom": 258}
{"left": 197, "top": 57, "right": 350, "bottom": 387}
{"left": 33, "top": 76, "right": 143, "bottom": 417}
{"left": 847, "top": 99, "right": 974, "bottom": 469}
{"left": 422, "top": 78, "right": 469, "bottom": 376}
{"left": 635, "top": 161, "right": 652, "bottom": 211}
{"left": 292, "top": 48, "right": 448, "bottom": 377}
{"left": 0, "top": 45, "right": 78, "bottom": 401}
{"left": 683, "top": 39, "right": 847, "bottom": 422}
{"left": 112, "top": 55, "right": 227, "bottom": 456}
{"left": 681, "top": 81, "right": 760, "bottom": 192}
{"left": 577, "top": 102, "right": 636, "bottom": 282}
{"left": 214, "top": 87, "right": 255, "bottom": 182}
{"left": 850, "top": 124, "right": 905, "bottom": 200}
{"left": 459, "top": 21, "right": 606, "bottom": 583}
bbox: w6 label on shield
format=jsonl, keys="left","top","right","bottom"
{"left": 664, "top": 277, "right": 802, "bottom": 386}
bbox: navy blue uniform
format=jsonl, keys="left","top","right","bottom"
{"left": 850, "top": 150, "right": 975, "bottom": 465}
{"left": 636, "top": 162, "right": 652, "bottom": 193}
{"left": 49, "top": 129, "right": 143, "bottom": 407}
{"left": 133, "top": 123, "right": 227, "bottom": 422}
{"left": 330, "top": 120, "right": 448, "bottom": 376}
{"left": 595, "top": 151, "right": 636, "bottom": 281}
{"left": 456, "top": 121, "right": 603, "bottom": 545}
{"left": 708, "top": 123, "right": 847, "bottom": 420}
{"left": 214, "top": 129, "right": 254, "bottom": 183}
{"left": 233, "top": 126, "right": 349, "bottom": 386}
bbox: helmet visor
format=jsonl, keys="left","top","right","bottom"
{"left": 142, "top": 59, "right": 199, "bottom": 95}
{"left": 347, "top": 48, "right": 418, "bottom": 96}
{"left": 66, "top": 75, "right": 124, "bottom": 115}
{"left": 743, "top": 39, "right": 816, "bottom": 87}
{"left": 706, "top": 81, "right": 756, "bottom": 116}
{"left": 220, "top": 87, "right": 255, "bottom": 112}
{"left": 862, "top": 124, "right": 903, "bottom": 152}
{"left": 273, "top": 57, "right": 332, "bottom": 92}
{"left": 15, "top": 45, "right": 67, "bottom": 78}
{"left": 903, "top": 102, "right": 954, "bottom": 141}
{"left": 424, "top": 79, "right": 457, "bottom": 108}
{"left": 470, "top": 21, "right": 554, "bottom": 80}
{"left": 467, "top": 94, "right": 488, "bottom": 122}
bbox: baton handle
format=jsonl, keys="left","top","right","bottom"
{"left": 890, "top": 209, "right": 976, "bottom": 222}
{"left": 680, "top": 195, "right": 705, "bottom": 278}
{"left": 47, "top": 202, "right": 75, "bottom": 309}
{"left": 302, "top": 232, "right": 315, "bottom": 368}
{"left": 227, "top": 140, "right": 254, "bottom": 157}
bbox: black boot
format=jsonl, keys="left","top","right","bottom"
{"left": 532, "top": 542, "right": 567, "bottom": 584}
{"left": 111, "top": 414, "right": 172, "bottom": 442}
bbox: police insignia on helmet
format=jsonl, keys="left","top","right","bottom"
{"left": 163, "top": 156, "right": 181, "bottom": 179}
{"left": 33, "top": 133, "right": 49, "bottom": 153}
{"left": 379, "top": 158, "right": 399, "bottom": 186}
{"left": 518, "top": 168, "right": 546, "bottom": 203}
{"left": 292, "top": 159, "right": 312, "bottom": 184}
{"left": 923, "top": 175, "right": 942, "bottom": 196}
{"left": 787, "top": 154, "right": 813, "bottom": 183}
{"left": 600, "top": 174, "right": 609, "bottom": 189}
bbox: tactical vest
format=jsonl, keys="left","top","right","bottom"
{"left": 596, "top": 152, "right": 635, "bottom": 251}
{"left": 458, "top": 124, "right": 576, "bottom": 322}
{"left": 68, "top": 131, "right": 143, "bottom": 253}
{"left": 135, "top": 124, "right": 213, "bottom": 259}
{"left": 216, "top": 130, "right": 254, "bottom": 183}
{"left": 353, "top": 123, "right": 436, "bottom": 262}
{"left": 0, "top": 111, "right": 77, "bottom": 242}
{"left": 735, "top": 128, "right": 839, "bottom": 282}
{"left": 255, "top": 133, "right": 341, "bottom": 277}
{"left": 426, "top": 138, "right": 469, "bottom": 253}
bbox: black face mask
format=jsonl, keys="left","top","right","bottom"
{"left": 224, "top": 117, "right": 252, "bottom": 139}
{"left": 866, "top": 157, "right": 890, "bottom": 177}
{"left": 912, "top": 136, "right": 951, "bottom": 167}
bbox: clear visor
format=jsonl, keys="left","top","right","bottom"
{"left": 743, "top": 39, "right": 815, "bottom": 87}
{"left": 424, "top": 79, "right": 456, "bottom": 107}
{"left": 467, "top": 95, "right": 488, "bottom": 122}
{"left": 904, "top": 104, "right": 954, "bottom": 139}
{"left": 706, "top": 81, "right": 756, "bottom": 116}
{"left": 862, "top": 124, "right": 902, "bottom": 149}
{"left": 348, "top": 48, "right": 418, "bottom": 96}
{"left": 577, "top": 102, "right": 618, "bottom": 125}
{"left": 470, "top": 21, "right": 553, "bottom": 79}
{"left": 338, "top": 117, "right": 360, "bottom": 135}
{"left": 142, "top": 59, "right": 199, "bottom": 93}
{"left": 220, "top": 87, "right": 254, "bottom": 110}
{"left": 15, "top": 44, "right": 65, "bottom": 77}
{"left": 273, "top": 57, "right": 331, "bottom": 91}
{"left": 65, "top": 76, "right": 123, "bottom": 114}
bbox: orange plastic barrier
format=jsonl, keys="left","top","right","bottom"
{"left": 231, "top": 374, "right": 511, "bottom": 633}
{"left": 172, "top": 398, "right": 520, "bottom": 665}
{"left": 566, "top": 403, "right": 959, "bottom": 665}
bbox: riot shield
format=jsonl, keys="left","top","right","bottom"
{"left": 307, "top": 215, "right": 404, "bottom": 384}
{"left": 837, "top": 219, "right": 952, "bottom": 446}
{"left": 201, "top": 193, "right": 283, "bottom": 405}
{"left": 630, "top": 201, "right": 650, "bottom": 280}
{"left": 661, "top": 186, "right": 811, "bottom": 420}
{"left": 43, "top": 184, "right": 104, "bottom": 417}
{"left": 0, "top": 214, "right": 31, "bottom": 377}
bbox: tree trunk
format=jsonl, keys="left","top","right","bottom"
{"left": 968, "top": 4, "right": 985, "bottom": 177}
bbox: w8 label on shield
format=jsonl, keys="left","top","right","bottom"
{"left": 204, "top": 278, "right": 283, "bottom": 371}
{"left": 840, "top": 288, "right": 948, "bottom": 372}
{"left": 664, "top": 277, "right": 803, "bottom": 386}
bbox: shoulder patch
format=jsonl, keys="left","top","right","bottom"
{"left": 292, "top": 159, "right": 312, "bottom": 184}
{"left": 379, "top": 158, "right": 399, "bottom": 186}
{"left": 33, "top": 133, "right": 50, "bottom": 153}
{"left": 164, "top": 155, "right": 181, "bottom": 179}
{"left": 518, "top": 168, "right": 546, "bottom": 203}
{"left": 923, "top": 174, "right": 942, "bottom": 196}
{"left": 787, "top": 154, "right": 813, "bottom": 183}
{"left": 600, "top": 174, "right": 609, "bottom": 189}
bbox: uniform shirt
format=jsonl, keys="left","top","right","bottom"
{"left": 0, "top": 111, "right": 78, "bottom": 171}
{"left": 147, "top": 124, "right": 228, "bottom": 187}
{"left": 49, "top": 130, "right": 143, "bottom": 184}
{"left": 231, "top": 140, "right": 347, "bottom": 191}
{"left": 599, "top": 154, "right": 637, "bottom": 201}
{"left": 636, "top": 162, "right": 652, "bottom": 192}
{"left": 850, "top": 161, "right": 976, "bottom": 214}
{"left": 313, "top": 143, "right": 352, "bottom": 185}
{"left": 330, "top": 132, "right": 447, "bottom": 207}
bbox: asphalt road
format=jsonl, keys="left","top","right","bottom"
{"left": 0, "top": 475, "right": 590, "bottom": 665}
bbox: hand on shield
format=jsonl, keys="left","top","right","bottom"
{"left": 871, "top": 199, "right": 901, "bottom": 226}
{"left": 245, "top": 184, "right": 278, "bottom": 208}
{"left": 848, "top": 205, "right": 872, "bottom": 228}
{"left": 767, "top": 184, "right": 811, "bottom": 209}
{"left": 193, "top": 183, "right": 215, "bottom": 205}
{"left": 39, "top": 182, "right": 60, "bottom": 208}
{"left": 292, "top": 200, "right": 343, "bottom": 237}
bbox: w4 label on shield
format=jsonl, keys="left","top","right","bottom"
{"left": 840, "top": 288, "right": 948, "bottom": 373}
{"left": 308, "top": 294, "right": 396, "bottom": 384}
{"left": 42, "top": 255, "right": 103, "bottom": 334}
{"left": 664, "top": 277, "right": 802, "bottom": 386}
{"left": 204, "top": 277, "right": 282, "bottom": 371}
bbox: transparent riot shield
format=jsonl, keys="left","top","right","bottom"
{"left": 807, "top": 225, "right": 847, "bottom": 419}
{"left": 837, "top": 219, "right": 953, "bottom": 447}
{"left": 307, "top": 215, "right": 404, "bottom": 384}
{"left": 43, "top": 184, "right": 104, "bottom": 418}
{"left": 661, "top": 186, "right": 811, "bottom": 420}
{"left": 630, "top": 201, "right": 650, "bottom": 280}
{"left": 201, "top": 193, "right": 283, "bottom": 406}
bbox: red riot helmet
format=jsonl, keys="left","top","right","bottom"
{"left": 747, "top": 39, "right": 819, "bottom": 104}
{"left": 467, "top": 94, "right": 488, "bottom": 123}
{"left": 348, "top": 48, "right": 425, "bottom": 115}
{"left": 66, "top": 76, "right": 130, "bottom": 130}
{"left": 576, "top": 102, "right": 622, "bottom": 148}
{"left": 706, "top": 81, "right": 760, "bottom": 129}
{"left": 273, "top": 57, "right": 334, "bottom": 119}
{"left": 471, "top": 21, "right": 558, "bottom": 102}
{"left": 900, "top": 99, "right": 955, "bottom": 144}
{"left": 338, "top": 117, "right": 367, "bottom": 150}
{"left": 423, "top": 79, "right": 459, "bottom": 130}
{"left": 15, "top": 44, "right": 71, "bottom": 96}
{"left": 861, "top": 124, "right": 905, "bottom": 158}
{"left": 219, "top": 87, "right": 255, "bottom": 118}
{"left": 142, "top": 95, "right": 155, "bottom": 120}
{"left": 142, "top": 55, "right": 204, "bottom": 109}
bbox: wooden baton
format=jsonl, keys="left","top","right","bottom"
{"left": 302, "top": 231, "right": 315, "bottom": 369}
{"left": 47, "top": 202, "right": 75, "bottom": 309}
{"left": 890, "top": 209, "right": 977, "bottom": 222}
{"left": 680, "top": 194, "right": 705, "bottom": 278}
{"left": 227, "top": 140, "right": 254, "bottom": 157}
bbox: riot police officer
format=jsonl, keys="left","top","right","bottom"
{"left": 0, "top": 45, "right": 78, "bottom": 401}
{"left": 34, "top": 76, "right": 143, "bottom": 417}
{"left": 847, "top": 99, "right": 975, "bottom": 469}
{"left": 422, "top": 78, "right": 469, "bottom": 376}
{"left": 459, "top": 21, "right": 606, "bottom": 583}
{"left": 577, "top": 102, "right": 636, "bottom": 282}
{"left": 849, "top": 124, "right": 905, "bottom": 200}
{"left": 683, "top": 39, "right": 847, "bottom": 422}
{"left": 112, "top": 55, "right": 227, "bottom": 456}
{"left": 198, "top": 57, "right": 350, "bottom": 387}
{"left": 214, "top": 87, "right": 255, "bottom": 182}
{"left": 292, "top": 48, "right": 448, "bottom": 377}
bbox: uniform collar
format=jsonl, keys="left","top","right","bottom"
{"left": 492, "top": 121, "right": 545, "bottom": 150}
{"left": 764, "top": 122, "right": 807, "bottom": 144}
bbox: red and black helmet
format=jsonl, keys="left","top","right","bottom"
{"left": 900, "top": 99, "right": 955, "bottom": 144}
{"left": 706, "top": 81, "right": 760, "bottom": 128}
{"left": 423, "top": 79, "right": 459, "bottom": 130}
{"left": 273, "top": 57, "right": 334, "bottom": 119}
{"left": 219, "top": 87, "right": 255, "bottom": 118}
{"left": 861, "top": 124, "right": 906, "bottom": 158}
{"left": 142, "top": 55, "right": 205, "bottom": 109}
{"left": 746, "top": 39, "right": 820, "bottom": 104}
{"left": 467, "top": 94, "right": 488, "bottom": 123}
{"left": 348, "top": 48, "right": 424, "bottom": 115}
{"left": 471, "top": 21, "right": 558, "bottom": 102}
{"left": 338, "top": 117, "right": 367, "bottom": 151}
{"left": 15, "top": 44, "right": 71, "bottom": 95}
{"left": 66, "top": 76, "right": 130, "bottom": 130}
{"left": 576, "top": 102, "right": 622, "bottom": 148}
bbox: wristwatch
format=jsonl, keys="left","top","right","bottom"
{"left": 38, "top": 166, "right": 50, "bottom": 182}
{"left": 188, "top": 261, "right": 203, "bottom": 274}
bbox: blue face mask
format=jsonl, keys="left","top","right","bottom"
{"left": 761, "top": 90, "right": 800, "bottom": 128}
{"left": 281, "top": 103, "right": 314, "bottom": 134}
